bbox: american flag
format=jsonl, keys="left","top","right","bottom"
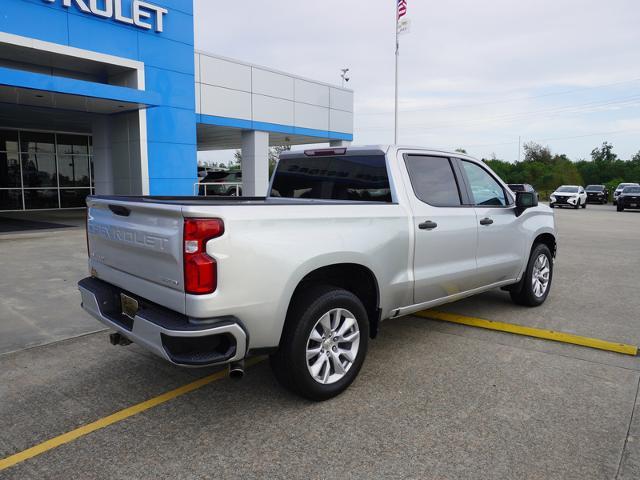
{"left": 397, "top": 0, "right": 407, "bottom": 19}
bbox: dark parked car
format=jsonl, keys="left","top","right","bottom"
{"left": 585, "top": 185, "right": 608, "bottom": 204}
{"left": 616, "top": 186, "right": 640, "bottom": 212}
{"left": 508, "top": 184, "right": 538, "bottom": 200}
{"left": 613, "top": 182, "right": 639, "bottom": 205}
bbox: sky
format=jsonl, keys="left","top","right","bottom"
{"left": 194, "top": 0, "right": 640, "bottom": 164}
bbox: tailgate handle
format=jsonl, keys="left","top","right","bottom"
{"left": 109, "top": 205, "right": 131, "bottom": 217}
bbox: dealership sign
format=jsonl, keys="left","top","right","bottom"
{"left": 44, "top": 0, "right": 168, "bottom": 33}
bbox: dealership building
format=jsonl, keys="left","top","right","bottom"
{"left": 0, "top": 0, "right": 354, "bottom": 211}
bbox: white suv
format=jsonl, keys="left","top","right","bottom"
{"left": 549, "top": 185, "right": 587, "bottom": 209}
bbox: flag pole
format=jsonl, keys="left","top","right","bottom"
{"left": 394, "top": 5, "right": 399, "bottom": 145}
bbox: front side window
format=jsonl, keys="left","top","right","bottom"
{"left": 461, "top": 161, "right": 507, "bottom": 206}
{"left": 404, "top": 155, "right": 462, "bottom": 207}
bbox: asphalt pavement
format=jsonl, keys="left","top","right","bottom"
{"left": 0, "top": 204, "right": 638, "bottom": 479}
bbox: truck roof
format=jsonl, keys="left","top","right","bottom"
{"left": 282, "top": 145, "right": 480, "bottom": 161}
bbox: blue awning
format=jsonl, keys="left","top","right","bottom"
{"left": 0, "top": 66, "right": 160, "bottom": 114}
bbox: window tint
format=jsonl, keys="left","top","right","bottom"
{"left": 404, "top": 155, "right": 461, "bottom": 206}
{"left": 271, "top": 155, "right": 391, "bottom": 202}
{"left": 57, "top": 134, "right": 89, "bottom": 155}
{"left": 20, "top": 132, "right": 55, "bottom": 153}
{"left": 0, "top": 152, "right": 21, "bottom": 188}
{"left": 461, "top": 161, "right": 507, "bottom": 206}
{"left": 0, "top": 130, "right": 18, "bottom": 152}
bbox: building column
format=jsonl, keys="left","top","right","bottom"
{"left": 330, "top": 140, "right": 352, "bottom": 147}
{"left": 241, "top": 130, "right": 269, "bottom": 197}
{"left": 91, "top": 116, "right": 114, "bottom": 195}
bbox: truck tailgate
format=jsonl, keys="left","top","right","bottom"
{"left": 87, "top": 197, "right": 185, "bottom": 311}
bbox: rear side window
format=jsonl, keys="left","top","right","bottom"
{"left": 404, "top": 155, "right": 462, "bottom": 206}
{"left": 270, "top": 155, "right": 392, "bottom": 202}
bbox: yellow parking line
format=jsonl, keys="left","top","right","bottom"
{"left": 0, "top": 357, "right": 264, "bottom": 472}
{"left": 416, "top": 310, "right": 638, "bottom": 356}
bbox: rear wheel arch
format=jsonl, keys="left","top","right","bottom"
{"left": 283, "top": 263, "right": 381, "bottom": 343}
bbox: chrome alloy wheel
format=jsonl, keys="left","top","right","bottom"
{"left": 532, "top": 254, "right": 551, "bottom": 298}
{"left": 306, "top": 308, "right": 360, "bottom": 385}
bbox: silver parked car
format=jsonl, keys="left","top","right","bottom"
{"left": 79, "top": 146, "right": 557, "bottom": 400}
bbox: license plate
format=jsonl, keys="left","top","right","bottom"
{"left": 631, "top": 203, "right": 638, "bottom": 208}
{"left": 120, "top": 293, "right": 139, "bottom": 320}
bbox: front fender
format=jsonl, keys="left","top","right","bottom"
{"left": 517, "top": 206, "right": 557, "bottom": 279}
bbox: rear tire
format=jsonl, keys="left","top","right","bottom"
{"left": 510, "top": 243, "right": 553, "bottom": 307}
{"left": 270, "top": 285, "right": 369, "bottom": 401}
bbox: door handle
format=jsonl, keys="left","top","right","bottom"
{"left": 419, "top": 220, "right": 438, "bottom": 230}
{"left": 479, "top": 217, "right": 494, "bottom": 226}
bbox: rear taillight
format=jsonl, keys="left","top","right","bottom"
{"left": 183, "top": 218, "right": 224, "bottom": 295}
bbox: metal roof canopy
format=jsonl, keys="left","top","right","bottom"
{"left": 0, "top": 85, "right": 148, "bottom": 115}
{"left": 197, "top": 123, "right": 335, "bottom": 151}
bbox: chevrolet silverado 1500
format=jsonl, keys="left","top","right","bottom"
{"left": 78, "top": 146, "right": 556, "bottom": 400}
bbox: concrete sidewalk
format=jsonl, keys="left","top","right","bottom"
{"left": 0, "top": 228, "right": 104, "bottom": 355}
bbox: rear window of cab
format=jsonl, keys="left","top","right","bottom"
{"left": 270, "top": 155, "right": 392, "bottom": 202}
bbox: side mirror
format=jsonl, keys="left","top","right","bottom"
{"left": 515, "top": 191, "right": 538, "bottom": 216}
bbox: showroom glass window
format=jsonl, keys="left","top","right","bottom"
{"left": 0, "top": 130, "right": 22, "bottom": 210}
{"left": 0, "top": 129, "right": 94, "bottom": 211}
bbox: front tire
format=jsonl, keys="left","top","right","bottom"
{"left": 582, "top": 201, "right": 587, "bottom": 209}
{"left": 270, "top": 285, "right": 369, "bottom": 401}
{"left": 617, "top": 204, "right": 624, "bottom": 212}
{"left": 510, "top": 243, "right": 553, "bottom": 307}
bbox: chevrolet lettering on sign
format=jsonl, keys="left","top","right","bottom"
{"left": 44, "top": 0, "right": 168, "bottom": 33}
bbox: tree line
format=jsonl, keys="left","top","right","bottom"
{"left": 474, "top": 142, "right": 640, "bottom": 198}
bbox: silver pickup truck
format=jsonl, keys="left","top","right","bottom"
{"left": 79, "top": 146, "right": 556, "bottom": 400}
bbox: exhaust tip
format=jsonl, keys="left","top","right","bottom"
{"left": 109, "top": 332, "right": 132, "bottom": 346}
{"left": 228, "top": 361, "right": 245, "bottom": 379}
